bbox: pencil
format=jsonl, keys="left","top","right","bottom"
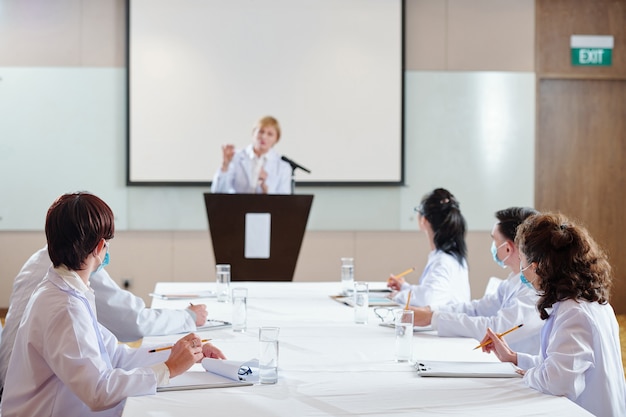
{"left": 473, "top": 324, "right": 524, "bottom": 350}
{"left": 148, "top": 339, "right": 211, "bottom": 353}
{"left": 404, "top": 291, "right": 412, "bottom": 310}
{"left": 387, "top": 267, "right": 416, "bottom": 286}
{"left": 395, "top": 267, "right": 416, "bottom": 279}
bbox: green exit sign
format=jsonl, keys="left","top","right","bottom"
{"left": 571, "top": 35, "right": 614, "bottom": 66}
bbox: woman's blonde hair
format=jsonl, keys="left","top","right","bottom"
{"left": 253, "top": 116, "right": 281, "bottom": 141}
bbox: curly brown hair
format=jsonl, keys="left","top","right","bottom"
{"left": 515, "top": 212, "right": 612, "bottom": 320}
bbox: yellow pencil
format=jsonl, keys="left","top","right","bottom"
{"left": 404, "top": 291, "right": 412, "bottom": 310}
{"left": 395, "top": 267, "right": 415, "bottom": 279}
{"left": 473, "top": 324, "right": 524, "bottom": 350}
{"left": 148, "top": 339, "right": 211, "bottom": 353}
{"left": 387, "top": 267, "right": 416, "bottom": 286}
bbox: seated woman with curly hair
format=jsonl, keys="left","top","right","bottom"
{"left": 479, "top": 212, "right": 626, "bottom": 416}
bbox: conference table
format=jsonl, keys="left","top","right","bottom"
{"left": 122, "top": 282, "right": 591, "bottom": 416}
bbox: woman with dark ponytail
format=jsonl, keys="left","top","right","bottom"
{"left": 388, "top": 188, "right": 470, "bottom": 308}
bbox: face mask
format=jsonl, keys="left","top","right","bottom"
{"left": 92, "top": 245, "right": 110, "bottom": 275}
{"left": 519, "top": 263, "right": 534, "bottom": 289}
{"left": 490, "top": 241, "right": 509, "bottom": 269}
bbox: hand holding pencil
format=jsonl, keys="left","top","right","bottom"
{"left": 386, "top": 267, "right": 416, "bottom": 291}
{"left": 475, "top": 324, "right": 523, "bottom": 350}
{"left": 476, "top": 325, "right": 522, "bottom": 366}
{"left": 161, "top": 333, "right": 227, "bottom": 378}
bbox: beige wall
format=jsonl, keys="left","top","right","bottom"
{"left": 0, "top": 230, "right": 506, "bottom": 307}
{"left": 0, "top": 0, "right": 534, "bottom": 70}
{"left": 0, "top": 0, "right": 533, "bottom": 306}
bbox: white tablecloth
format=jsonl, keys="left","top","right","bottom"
{"left": 122, "top": 282, "right": 591, "bottom": 416}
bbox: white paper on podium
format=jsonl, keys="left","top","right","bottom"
{"left": 245, "top": 213, "right": 271, "bottom": 259}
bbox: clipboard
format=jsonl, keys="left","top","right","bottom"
{"left": 157, "top": 372, "right": 253, "bottom": 392}
{"left": 330, "top": 295, "right": 399, "bottom": 307}
{"left": 197, "top": 320, "right": 231, "bottom": 331}
{"left": 158, "top": 358, "right": 258, "bottom": 392}
{"left": 150, "top": 291, "right": 215, "bottom": 300}
{"left": 378, "top": 323, "right": 432, "bottom": 332}
{"left": 414, "top": 360, "right": 522, "bottom": 378}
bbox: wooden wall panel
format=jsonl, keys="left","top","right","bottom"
{"left": 536, "top": 0, "right": 626, "bottom": 77}
{"left": 536, "top": 79, "right": 626, "bottom": 313}
{"left": 536, "top": 0, "right": 626, "bottom": 313}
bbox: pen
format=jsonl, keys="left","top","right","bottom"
{"left": 148, "top": 339, "right": 211, "bottom": 353}
{"left": 473, "top": 324, "right": 524, "bottom": 350}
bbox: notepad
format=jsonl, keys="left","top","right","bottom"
{"left": 379, "top": 323, "right": 432, "bottom": 332}
{"left": 330, "top": 295, "right": 399, "bottom": 307}
{"left": 197, "top": 320, "right": 232, "bottom": 331}
{"left": 149, "top": 291, "right": 215, "bottom": 300}
{"left": 414, "top": 360, "right": 522, "bottom": 378}
{"left": 157, "top": 358, "right": 258, "bottom": 392}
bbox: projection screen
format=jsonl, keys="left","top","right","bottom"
{"left": 128, "top": 0, "right": 404, "bottom": 185}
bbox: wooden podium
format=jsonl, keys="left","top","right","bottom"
{"left": 203, "top": 193, "right": 314, "bottom": 281}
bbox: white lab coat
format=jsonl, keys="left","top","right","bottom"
{"left": 393, "top": 250, "right": 470, "bottom": 308}
{"left": 432, "top": 272, "right": 543, "bottom": 354}
{"left": 0, "top": 269, "right": 169, "bottom": 417}
{"left": 517, "top": 299, "right": 626, "bottom": 416}
{"left": 0, "top": 247, "right": 196, "bottom": 395}
{"left": 211, "top": 145, "right": 292, "bottom": 194}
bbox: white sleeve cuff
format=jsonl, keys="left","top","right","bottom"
{"left": 151, "top": 362, "right": 170, "bottom": 387}
{"left": 430, "top": 310, "right": 439, "bottom": 330}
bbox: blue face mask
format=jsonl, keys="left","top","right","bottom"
{"left": 490, "top": 241, "right": 509, "bottom": 269}
{"left": 92, "top": 247, "right": 110, "bottom": 276}
{"left": 519, "top": 263, "right": 534, "bottom": 289}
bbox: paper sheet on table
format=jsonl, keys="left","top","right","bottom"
{"left": 202, "top": 358, "right": 259, "bottom": 382}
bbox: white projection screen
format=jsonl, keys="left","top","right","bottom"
{"left": 128, "top": 0, "right": 404, "bottom": 185}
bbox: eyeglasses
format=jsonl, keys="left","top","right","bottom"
{"left": 413, "top": 204, "right": 424, "bottom": 216}
{"left": 374, "top": 307, "right": 396, "bottom": 324}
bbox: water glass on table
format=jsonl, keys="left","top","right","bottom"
{"left": 353, "top": 281, "right": 369, "bottom": 324}
{"left": 259, "top": 327, "right": 280, "bottom": 384}
{"left": 340, "top": 257, "right": 354, "bottom": 295}
{"left": 215, "top": 264, "right": 231, "bottom": 303}
{"left": 394, "top": 309, "right": 413, "bottom": 362}
{"left": 231, "top": 287, "right": 247, "bottom": 332}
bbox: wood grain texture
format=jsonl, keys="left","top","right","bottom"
{"left": 536, "top": 78, "right": 626, "bottom": 313}
{"left": 536, "top": 0, "right": 626, "bottom": 77}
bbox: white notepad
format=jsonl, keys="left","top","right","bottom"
{"left": 157, "top": 359, "right": 258, "bottom": 392}
{"left": 415, "top": 360, "right": 522, "bottom": 378}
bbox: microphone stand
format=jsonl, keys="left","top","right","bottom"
{"left": 290, "top": 166, "right": 297, "bottom": 194}
{"left": 281, "top": 155, "right": 311, "bottom": 194}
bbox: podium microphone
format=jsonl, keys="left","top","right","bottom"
{"left": 281, "top": 155, "right": 311, "bottom": 174}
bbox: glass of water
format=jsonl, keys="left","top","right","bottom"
{"left": 353, "top": 281, "right": 369, "bottom": 324}
{"left": 259, "top": 327, "right": 280, "bottom": 384}
{"left": 231, "top": 287, "right": 247, "bottom": 332}
{"left": 215, "top": 264, "right": 231, "bottom": 303}
{"left": 341, "top": 257, "right": 354, "bottom": 295}
{"left": 394, "top": 309, "right": 414, "bottom": 362}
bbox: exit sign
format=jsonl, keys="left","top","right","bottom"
{"left": 571, "top": 35, "right": 614, "bottom": 66}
